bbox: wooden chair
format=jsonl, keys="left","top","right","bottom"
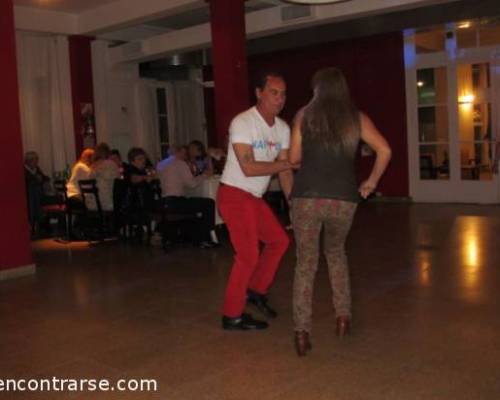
{"left": 149, "top": 179, "right": 198, "bottom": 253}
{"left": 42, "top": 179, "right": 71, "bottom": 240}
{"left": 78, "top": 179, "right": 115, "bottom": 241}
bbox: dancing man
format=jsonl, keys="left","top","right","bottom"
{"left": 218, "top": 72, "right": 297, "bottom": 330}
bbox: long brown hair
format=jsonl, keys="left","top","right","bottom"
{"left": 302, "top": 68, "right": 360, "bottom": 154}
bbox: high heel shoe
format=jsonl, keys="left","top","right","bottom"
{"left": 336, "top": 316, "right": 351, "bottom": 338}
{"left": 294, "top": 331, "right": 312, "bottom": 357}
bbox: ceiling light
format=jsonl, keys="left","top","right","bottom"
{"left": 458, "top": 21, "right": 471, "bottom": 29}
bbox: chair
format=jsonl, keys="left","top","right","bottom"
{"left": 116, "top": 179, "right": 154, "bottom": 244}
{"left": 42, "top": 179, "right": 70, "bottom": 240}
{"left": 78, "top": 179, "right": 115, "bottom": 241}
{"left": 149, "top": 180, "right": 198, "bottom": 253}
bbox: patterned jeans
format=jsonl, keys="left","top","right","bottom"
{"left": 292, "top": 198, "right": 357, "bottom": 333}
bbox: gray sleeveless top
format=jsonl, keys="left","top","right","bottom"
{"left": 291, "top": 122, "right": 361, "bottom": 203}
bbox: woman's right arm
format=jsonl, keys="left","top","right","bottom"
{"left": 359, "top": 113, "right": 392, "bottom": 199}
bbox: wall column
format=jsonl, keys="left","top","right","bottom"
{"left": 0, "top": 0, "right": 35, "bottom": 279}
{"left": 208, "top": 0, "right": 250, "bottom": 147}
{"left": 69, "top": 36, "right": 96, "bottom": 155}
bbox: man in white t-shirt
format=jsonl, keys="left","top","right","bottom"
{"left": 218, "top": 72, "right": 297, "bottom": 331}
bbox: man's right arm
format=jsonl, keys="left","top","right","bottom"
{"left": 233, "top": 143, "right": 294, "bottom": 177}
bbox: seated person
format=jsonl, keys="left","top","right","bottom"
{"left": 89, "top": 143, "right": 119, "bottom": 211}
{"left": 157, "top": 145, "right": 217, "bottom": 248}
{"left": 123, "top": 147, "right": 156, "bottom": 214}
{"left": 110, "top": 149, "right": 127, "bottom": 177}
{"left": 66, "top": 148, "right": 94, "bottom": 205}
{"left": 24, "top": 151, "right": 49, "bottom": 234}
{"left": 187, "top": 140, "right": 213, "bottom": 176}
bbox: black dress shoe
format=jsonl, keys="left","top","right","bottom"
{"left": 222, "top": 313, "right": 269, "bottom": 330}
{"left": 247, "top": 291, "right": 278, "bottom": 318}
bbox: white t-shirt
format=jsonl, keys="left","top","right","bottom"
{"left": 66, "top": 162, "right": 92, "bottom": 198}
{"left": 221, "top": 106, "right": 290, "bottom": 197}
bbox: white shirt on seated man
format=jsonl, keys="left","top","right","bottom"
{"left": 157, "top": 146, "right": 211, "bottom": 197}
{"left": 156, "top": 145, "right": 217, "bottom": 248}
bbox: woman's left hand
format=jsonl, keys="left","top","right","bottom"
{"left": 359, "top": 180, "right": 376, "bottom": 199}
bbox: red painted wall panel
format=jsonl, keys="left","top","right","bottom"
{"left": 248, "top": 32, "right": 409, "bottom": 197}
{"left": 68, "top": 36, "right": 95, "bottom": 156}
{"left": 209, "top": 0, "right": 250, "bottom": 148}
{"left": 205, "top": 32, "right": 409, "bottom": 197}
{"left": 0, "top": 0, "right": 33, "bottom": 270}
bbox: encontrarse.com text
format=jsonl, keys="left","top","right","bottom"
{"left": 0, "top": 378, "right": 158, "bottom": 392}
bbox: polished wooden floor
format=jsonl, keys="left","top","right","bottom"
{"left": 1, "top": 203, "right": 500, "bottom": 399}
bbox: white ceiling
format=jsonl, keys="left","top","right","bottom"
{"left": 13, "top": 0, "right": 121, "bottom": 14}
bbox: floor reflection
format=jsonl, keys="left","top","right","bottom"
{"left": 456, "top": 217, "right": 484, "bottom": 302}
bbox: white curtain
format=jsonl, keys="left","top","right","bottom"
{"left": 132, "top": 79, "right": 160, "bottom": 162}
{"left": 167, "top": 81, "right": 207, "bottom": 147}
{"left": 16, "top": 33, "right": 76, "bottom": 177}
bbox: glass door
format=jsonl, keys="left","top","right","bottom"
{"left": 456, "top": 63, "right": 494, "bottom": 182}
{"left": 417, "top": 67, "right": 450, "bottom": 181}
{"left": 406, "top": 23, "right": 500, "bottom": 203}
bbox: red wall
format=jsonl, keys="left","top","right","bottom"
{"left": 68, "top": 36, "right": 95, "bottom": 156}
{"left": 248, "top": 32, "right": 409, "bottom": 197}
{"left": 209, "top": 0, "right": 250, "bottom": 148}
{"left": 0, "top": 0, "right": 33, "bottom": 270}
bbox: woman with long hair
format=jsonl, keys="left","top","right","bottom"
{"left": 289, "top": 68, "right": 392, "bottom": 356}
{"left": 66, "top": 148, "right": 95, "bottom": 201}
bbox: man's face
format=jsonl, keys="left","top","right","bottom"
{"left": 256, "top": 76, "right": 286, "bottom": 117}
{"left": 188, "top": 144, "right": 201, "bottom": 158}
{"left": 26, "top": 156, "right": 38, "bottom": 169}
{"left": 132, "top": 154, "right": 146, "bottom": 169}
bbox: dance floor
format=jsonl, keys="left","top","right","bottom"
{"left": 1, "top": 203, "right": 499, "bottom": 399}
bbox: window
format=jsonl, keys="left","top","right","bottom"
{"left": 457, "top": 63, "right": 493, "bottom": 181}
{"left": 417, "top": 67, "right": 449, "bottom": 180}
{"left": 415, "top": 26, "right": 446, "bottom": 54}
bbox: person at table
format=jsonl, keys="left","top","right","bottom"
{"left": 156, "top": 145, "right": 217, "bottom": 248}
{"left": 217, "top": 71, "right": 297, "bottom": 331}
{"left": 187, "top": 140, "right": 214, "bottom": 176}
{"left": 110, "top": 149, "right": 127, "bottom": 177}
{"left": 123, "top": 147, "right": 156, "bottom": 215}
{"left": 24, "top": 151, "right": 50, "bottom": 235}
{"left": 64, "top": 148, "right": 94, "bottom": 237}
{"left": 66, "top": 148, "right": 94, "bottom": 205}
{"left": 89, "top": 143, "right": 119, "bottom": 211}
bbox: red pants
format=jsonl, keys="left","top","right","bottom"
{"left": 217, "top": 184, "right": 289, "bottom": 317}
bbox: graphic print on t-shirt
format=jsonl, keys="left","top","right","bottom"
{"left": 252, "top": 139, "right": 282, "bottom": 153}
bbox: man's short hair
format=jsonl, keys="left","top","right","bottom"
{"left": 111, "top": 149, "right": 121, "bottom": 159}
{"left": 255, "top": 70, "right": 285, "bottom": 90}
{"left": 127, "top": 147, "right": 146, "bottom": 163}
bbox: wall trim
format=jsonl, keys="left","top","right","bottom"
{"left": 0, "top": 264, "right": 36, "bottom": 281}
